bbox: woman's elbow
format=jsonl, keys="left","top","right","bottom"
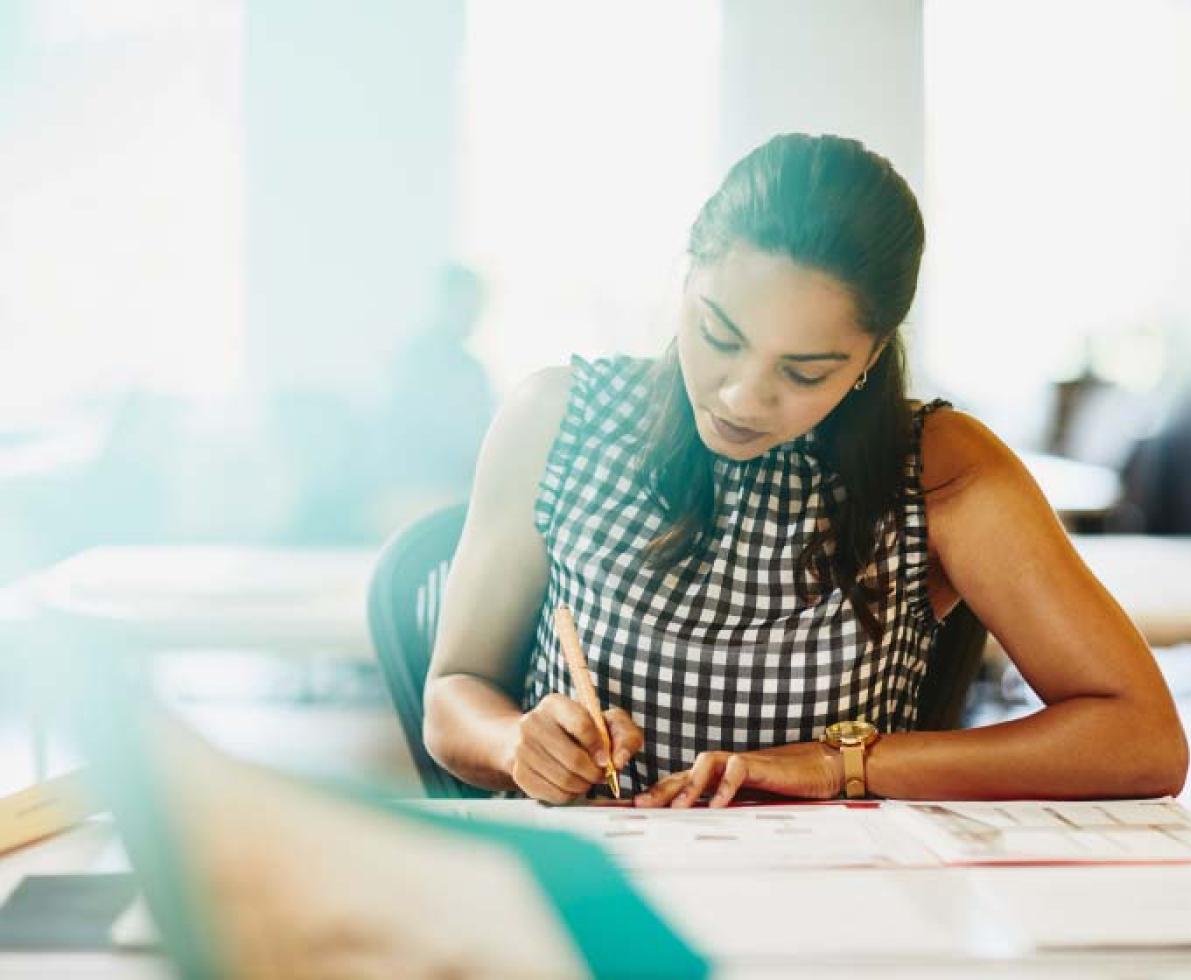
{"left": 1161, "top": 720, "right": 1190, "bottom": 797}
{"left": 421, "top": 678, "right": 452, "bottom": 771}
{"left": 1133, "top": 713, "right": 1189, "bottom": 798}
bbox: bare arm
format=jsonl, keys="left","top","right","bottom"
{"left": 865, "top": 410, "right": 1188, "bottom": 799}
{"left": 422, "top": 367, "right": 569, "bottom": 790}
{"left": 422, "top": 367, "right": 643, "bottom": 799}
{"left": 640, "top": 410, "right": 1188, "bottom": 807}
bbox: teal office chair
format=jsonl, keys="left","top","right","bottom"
{"left": 367, "top": 501, "right": 484, "bottom": 798}
{"left": 367, "top": 504, "right": 989, "bottom": 796}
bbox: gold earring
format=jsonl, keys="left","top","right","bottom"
{"left": 853, "top": 370, "right": 868, "bottom": 391}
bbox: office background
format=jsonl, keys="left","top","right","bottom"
{"left": 2, "top": 0, "right": 1190, "bottom": 792}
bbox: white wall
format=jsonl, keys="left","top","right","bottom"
{"left": 718, "top": 1, "right": 925, "bottom": 200}
{"left": 244, "top": 1, "right": 467, "bottom": 405}
{"left": 717, "top": 0, "right": 928, "bottom": 374}
{"left": 458, "top": 0, "right": 722, "bottom": 392}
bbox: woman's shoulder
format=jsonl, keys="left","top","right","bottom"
{"left": 915, "top": 402, "right": 1027, "bottom": 504}
{"left": 508, "top": 364, "right": 573, "bottom": 419}
{"left": 472, "top": 367, "right": 574, "bottom": 499}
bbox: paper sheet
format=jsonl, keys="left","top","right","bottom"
{"left": 420, "top": 797, "right": 1191, "bottom": 870}
{"left": 888, "top": 798, "right": 1191, "bottom": 864}
{"left": 532, "top": 803, "right": 932, "bottom": 871}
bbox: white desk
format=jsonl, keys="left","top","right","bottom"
{"left": 11, "top": 548, "right": 378, "bottom": 781}
{"left": 1069, "top": 534, "right": 1191, "bottom": 649}
{"left": 5, "top": 804, "right": 1191, "bottom": 977}
{"left": 21, "top": 545, "right": 375, "bottom": 659}
{"left": 1018, "top": 451, "right": 1122, "bottom": 523}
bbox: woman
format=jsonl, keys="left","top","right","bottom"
{"left": 423, "top": 133, "right": 1187, "bottom": 807}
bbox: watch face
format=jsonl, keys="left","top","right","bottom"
{"left": 827, "top": 720, "right": 877, "bottom": 746}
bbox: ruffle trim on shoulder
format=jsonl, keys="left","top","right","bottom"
{"left": 532, "top": 354, "right": 650, "bottom": 536}
{"left": 902, "top": 398, "right": 952, "bottom": 630}
{"left": 533, "top": 354, "right": 598, "bottom": 536}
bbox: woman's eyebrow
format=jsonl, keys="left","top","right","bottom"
{"left": 699, "top": 296, "right": 851, "bottom": 363}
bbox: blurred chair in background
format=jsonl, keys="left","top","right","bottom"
{"left": 1044, "top": 358, "right": 1180, "bottom": 534}
{"left": 1119, "top": 387, "right": 1191, "bottom": 535}
{"left": 1047, "top": 368, "right": 1154, "bottom": 476}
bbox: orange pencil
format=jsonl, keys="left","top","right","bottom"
{"left": 554, "top": 605, "right": 621, "bottom": 799}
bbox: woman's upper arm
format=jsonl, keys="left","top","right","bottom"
{"left": 922, "top": 410, "right": 1174, "bottom": 711}
{"left": 426, "top": 365, "right": 572, "bottom": 695}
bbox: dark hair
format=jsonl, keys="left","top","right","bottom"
{"left": 638, "top": 133, "right": 925, "bottom": 642}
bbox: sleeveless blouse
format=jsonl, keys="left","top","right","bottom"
{"left": 521, "top": 354, "right": 949, "bottom": 796}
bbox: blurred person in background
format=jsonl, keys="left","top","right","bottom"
{"left": 376, "top": 263, "right": 496, "bottom": 532}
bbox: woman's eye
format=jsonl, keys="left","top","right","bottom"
{"left": 783, "top": 367, "right": 828, "bottom": 387}
{"left": 698, "top": 320, "right": 738, "bottom": 352}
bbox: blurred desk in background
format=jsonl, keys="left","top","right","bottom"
{"left": 0, "top": 415, "right": 108, "bottom": 484}
{"left": 1018, "top": 450, "right": 1122, "bottom": 526}
{"left": 22, "top": 546, "right": 375, "bottom": 660}
{"left": 13, "top": 547, "right": 381, "bottom": 782}
{"left": 1070, "top": 535, "right": 1191, "bottom": 648}
{"left": 16, "top": 533, "right": 1191, "bottom": 665}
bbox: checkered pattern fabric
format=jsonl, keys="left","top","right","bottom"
{"left": 522, "top": 354, "right": 948, "bottom": 796}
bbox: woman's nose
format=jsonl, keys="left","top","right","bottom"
{"left": 719, "top": 368, "right": 774, "bottom": 421}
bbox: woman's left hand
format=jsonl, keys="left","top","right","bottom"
{"left": 634, "top": 743, "right": 844, "bottom": 808}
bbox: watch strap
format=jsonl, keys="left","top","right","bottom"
{"left": 841, "top": 742, "right": 867, "bottom": 799}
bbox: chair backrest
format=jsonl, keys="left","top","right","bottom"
{"left": 368, "top": 503, "right": 989, "bottom": 795}
{"left": 367, "top": 502, "right": 484, "bottom": 798}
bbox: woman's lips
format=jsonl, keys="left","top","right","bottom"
{"left": 708, "top": 411, "right": 767, "bottom": 444}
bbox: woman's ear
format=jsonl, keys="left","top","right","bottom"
{"left": 865, "top": 338, "right": 891, "bottom": 373}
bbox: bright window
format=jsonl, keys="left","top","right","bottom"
{"left": 921, "top": 0, "right": 1191, "bottom": 443}
{"left": 456, "top": 0, "right": 722, "bottom": 391}
{"left": 0, "top": 0, "right": 244, "bottom": 415}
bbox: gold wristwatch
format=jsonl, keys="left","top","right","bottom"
{"left": 821, "top": 720, "right": 880, "bottom": 799}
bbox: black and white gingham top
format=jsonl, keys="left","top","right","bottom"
{"left": 521, "top": 354, "right": 948, "bottom": 796}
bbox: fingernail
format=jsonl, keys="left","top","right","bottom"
{"left": 614, "top": 751, "right": 628, "bottom": 769}
{"left": 594, "top": 750, "right": 609, "bottom": 766}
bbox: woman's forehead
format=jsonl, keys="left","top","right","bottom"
{"left": 691, "top": 245, "right": 868, "bottom": 350}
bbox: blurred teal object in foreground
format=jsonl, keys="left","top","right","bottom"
{"left": 59, "top": 639, "right": 707, "bottom": 978}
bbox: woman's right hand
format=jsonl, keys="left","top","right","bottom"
{"left": 504, "top": 694, "right": 644, "bottom": 804}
